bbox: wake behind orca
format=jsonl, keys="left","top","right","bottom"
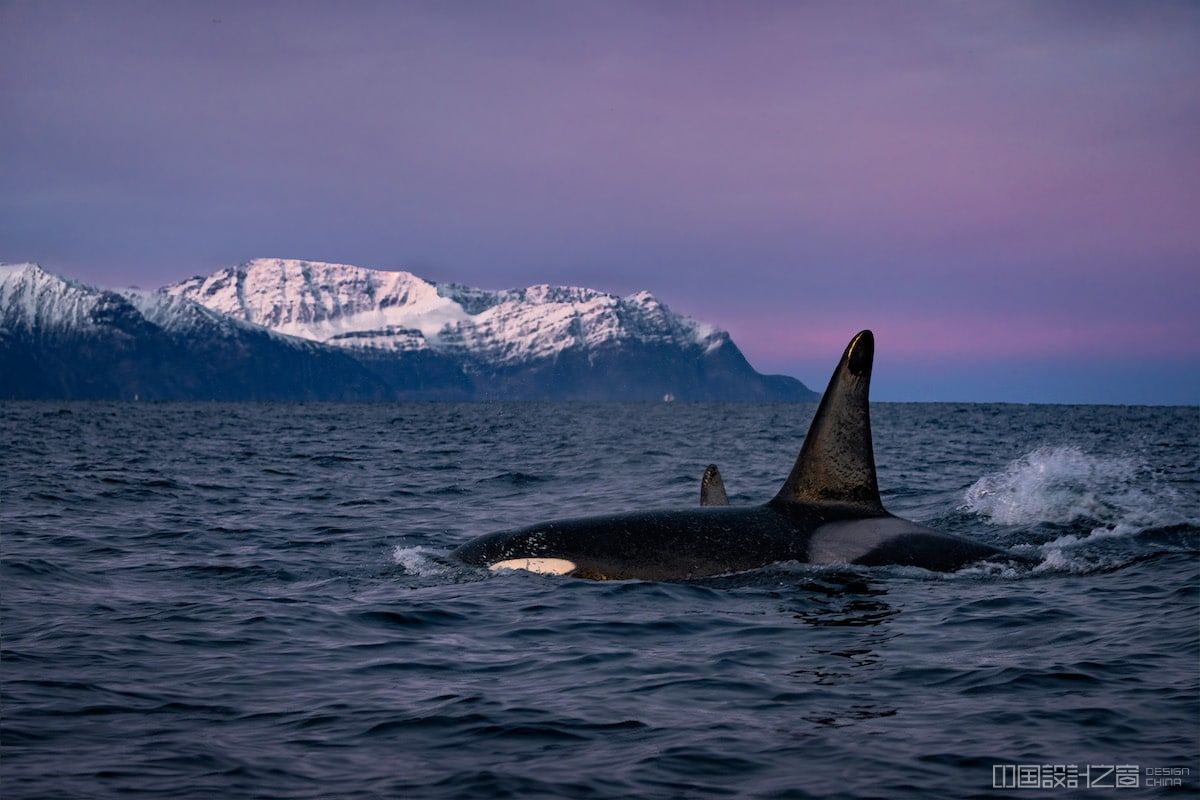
{"left": 453, "top": 330, "right": 1020, "bottom": 580}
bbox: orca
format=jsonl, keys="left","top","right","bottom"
{"left": 453, "top": 330, "right": 1017, "bottom": 580}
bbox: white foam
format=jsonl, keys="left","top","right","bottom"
{"left": 951, "top": 559, "right": 1025, "bottom": 579}
{"left": 959, "top": 445, "right": 1196, "bottom": 574}
{"left": 963, "top": 446, "right": 1187, "bottom": 534}
{"left": 390, "top": 546, "right": 448, "bottom": 577}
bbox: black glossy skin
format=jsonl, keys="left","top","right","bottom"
{"left": 451, "top": 501, "right": 1011, "bottom": 581}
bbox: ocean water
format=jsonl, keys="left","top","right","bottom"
{"left": 1, "top": 402, "right": 1197, "bottom": 799}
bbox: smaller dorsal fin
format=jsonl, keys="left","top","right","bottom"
{"left": 772, "top": 330, "right": 883, "bottom": 510}
{"left": 700, "top": 464, "right": 729, "bottom": 506}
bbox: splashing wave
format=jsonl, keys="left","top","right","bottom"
{"left": 962, "top": 445, "right": 1193, "bottom": 552}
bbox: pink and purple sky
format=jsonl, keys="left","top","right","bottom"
{"left": 2, "top": 1, "right": 1197, "bottom": 403}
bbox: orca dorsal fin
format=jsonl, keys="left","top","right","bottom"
{"left": 772, "top": 330, "right": 883, "bottom": 510}
{"left": 700, "top": 464, "right": 729, "bottom": 506}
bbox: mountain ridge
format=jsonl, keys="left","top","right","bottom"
{"left": 1, "top": 260, "right": 816, "bottom": 402}
{"left": 164, "top": 258, "right": 728, "bottom": 364}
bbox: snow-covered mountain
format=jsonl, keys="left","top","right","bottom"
{"left": 2, "top": 260, "right": 815, "bottom": 401}
{"left": 1, "top": 262, "right": 279, "bottom": 343}
{"left": 0, "top": 263, "right": 447, "bottom": 400}
{"left": 2, "top": 262, "right": 125, "bottom": 336}
{"left": 163, "top": 258, "right": 813, "bottom": 400}
{"left": 166, "top": 258, "right": 729, "bottom": 366}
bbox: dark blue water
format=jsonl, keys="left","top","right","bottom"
{"left": 2, "top": 402, "right": 1198, "bottom": 798}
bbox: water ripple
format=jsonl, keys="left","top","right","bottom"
{"left": 1, "top": 401, "right": 1197, "bottom": 799}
